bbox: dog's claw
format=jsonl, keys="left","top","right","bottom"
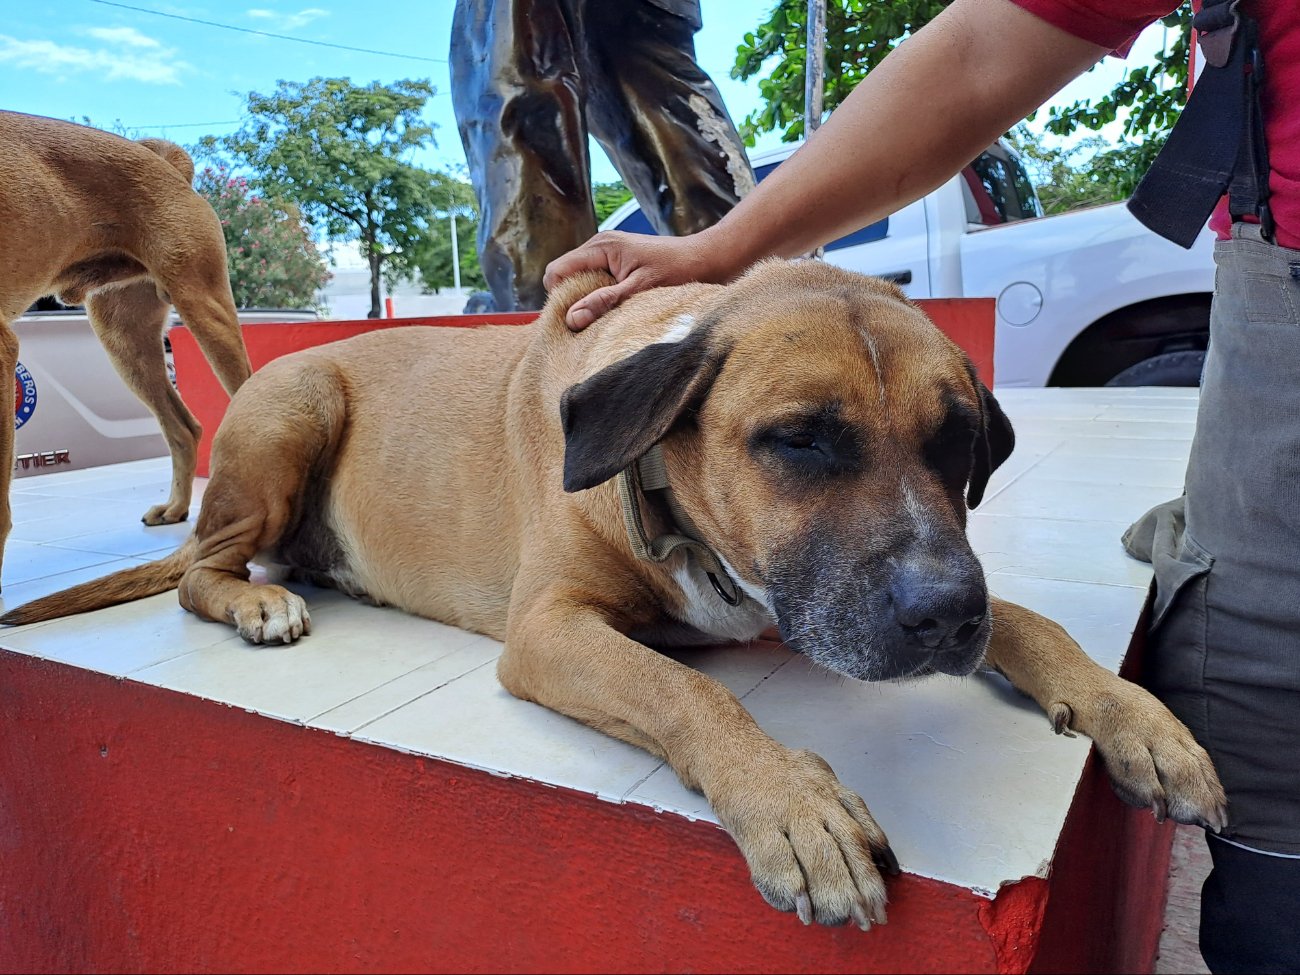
{"left": 722, "top": 748, "right": 891, "bottom": 931}
{"left": 1067, "top": 685, "right": 1227, "bottom": 833}
{"left": 1203, "top": 804, "right": 1229, "bottom": 834}
{"left": 142, "top": 503, "right": 190, "bottom": 526}
{"left": 875, "top": 844, "right": 901, "bottom": 877}
{"left": 1049, "top": 702, "right": 1077, "bottom": 737}
{"left": 230, "top": 585, "right": 311, "bottom": 645}
{"left": 1152, "top": 795, "right": 1167, "bottom": 824}
{"left": 850, "top": 901, "right": 872, "bottom": 932}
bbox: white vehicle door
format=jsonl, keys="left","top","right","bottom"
{"left": 599, "top": 152, "right": 934, "bottom": 297}
{"left": 818, "top": 196, "right": 933, "bottom": 298}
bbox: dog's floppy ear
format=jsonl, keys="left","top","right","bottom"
{"left": 561, "top": 325, "right": 725, "bottom": 492}
{"left": 966, "top": 370, "right": 1015, "bottom": 508}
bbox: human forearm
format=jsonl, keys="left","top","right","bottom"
{"left": 544, "top": 0, "right": 1112, "bottom": 329}
{"left": 697, "top": 0, "right": 1109, "bottom": 270}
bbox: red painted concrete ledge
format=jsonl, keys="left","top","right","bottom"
{"left": 1, "top": 646, "right": 1171, "bottom": 975}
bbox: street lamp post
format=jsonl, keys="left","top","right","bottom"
{"left": 805, "top": 0, "right": 826, "bottom": 136}
{"left": 804, "top": 0, "right": 827, "bottom": 260}
{"left": 449, "top": 209, "right": 461, "bottom": 291}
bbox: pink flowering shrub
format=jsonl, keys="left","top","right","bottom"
{"left": 196, "top": 166, "right": 331, "bottom": 310}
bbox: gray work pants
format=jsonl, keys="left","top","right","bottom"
{"left": 1125, "top": 222, "right": 1300, "bottom": 856}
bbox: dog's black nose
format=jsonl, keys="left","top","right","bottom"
{"left": 891, "top": 568, "right": 988, "bottom": 651}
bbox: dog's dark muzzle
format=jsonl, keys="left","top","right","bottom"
{"left": 770, "top": 540, "right": 991, "bottom": 683}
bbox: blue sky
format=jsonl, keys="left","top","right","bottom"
{"left": 3, "top": 1, "right": 1174, "bottom": 179}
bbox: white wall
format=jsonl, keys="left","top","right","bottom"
{"left": 318, "top": 243, "right": 474, "bottom": 320}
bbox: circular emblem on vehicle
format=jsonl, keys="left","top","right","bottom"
{"left": 14, "top": 362, "right": 37, "bottom": 430}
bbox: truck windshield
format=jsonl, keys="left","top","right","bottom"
{"left": 963, "top": 145, "right": 1043, "bottom": 225}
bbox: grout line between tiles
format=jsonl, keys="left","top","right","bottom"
{"left": 123, "top": 635, "right": 250, "bottom": 677}
{"left": 977, "top": 448, "right": 1062, "bottom": 504}
{"left": 621, "top": 760, "right": 671, "bottom": 800}
{"left": 734, "top": 649, "right": 798, "bottom": 700}
{"left": 302, "top": 635, "right": 494, "bottom": 725}
{"left": 986, "top": 567, "right": 1150, "bottom": 592}
{"left": 338, "top": 657, "right": 500, "bottom": 736}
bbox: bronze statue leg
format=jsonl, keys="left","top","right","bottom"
{"left": 582, "top": 0, "right": 756, "bottom": 237}
{"left": 451, "top": 0, "right": 598, "bottom": 311}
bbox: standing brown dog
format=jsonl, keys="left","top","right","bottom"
{"left": 1, "top": 261, "right": 1226, "bottom": 928}
{"left": 0, "top": 111, "right": 252, "bottom": 585}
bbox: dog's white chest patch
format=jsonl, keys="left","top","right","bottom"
{"left": 670, "top": 562, "right": 773, "bottom": 643}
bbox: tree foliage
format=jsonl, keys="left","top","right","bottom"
{"left": 1007, "top": 125, "right": 1165, "bottom": 214}
{"left": 207, "top": 77, "right": 441, "bottom": 318}
{"left": 594, "top": 181, "right": 635, "bottom": 225}
{"left": 194, "top": 165, "right": 331, "bottom": 309}
{"left": 403, "top": 175, "right": 488, "bottom": 292}
{"left": 1042, "top": 7, "right": 1190, "bottom": 142}
{"left": 733, "top": 1, "right": 1192, "bottom": 149}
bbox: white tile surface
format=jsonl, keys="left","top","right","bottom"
{"left": 135, "top": 598, "right": 492, "bottom": 724}
{"left": 0, "top": 390, "right": 1192, "bottom": 897}
{"left": 968, "top": 512, "right": 1153, "bottom": 589}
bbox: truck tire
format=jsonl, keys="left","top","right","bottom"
{"left": 1103, "top": 350, "right": 1206, "bottom": 387}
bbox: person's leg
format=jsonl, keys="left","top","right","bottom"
{"left": 1139, "top": 224, "right": 1300, "bottom": 971}
{"left": 450, "top": 0, "right": 597, "bottom": 310}
{"left": 582, "top": 0, "right": 755, "bottom": 237}
{"left": 1200, "top": 835, "right": 1300, "bottom": 974}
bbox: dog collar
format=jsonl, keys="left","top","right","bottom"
{"left": 616, "top": 445, "right": 743, "bottom": 606}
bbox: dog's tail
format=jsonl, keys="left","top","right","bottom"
{"left": 0, "top": 537, "right": 199, "bottom": 627}
{"left": 137, "top": 137, "right": 196, "bottom": 184}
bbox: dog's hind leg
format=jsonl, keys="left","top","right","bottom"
{"left": 158, "top": 210, "right": 252, "bottom": 398}
{"left": 167, "top": 283, "right": 251, "bottom": 398}
{"left": 176, "top": 358, "right": 346, "bottom": 645}
{"left": 0, "top": 318, "right": 20, "bottom": 589}
{"left": 86, "top": 281, "right": 203, "bottom": 525}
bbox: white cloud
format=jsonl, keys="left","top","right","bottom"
{"left": 0, "top": 30, "right": 188, "bottom": 85}
{"left": 246, "top": 7, "right": 329, "bottom": 31}
{"left": 82, "top": 26, "right": 161, "bottom": 49}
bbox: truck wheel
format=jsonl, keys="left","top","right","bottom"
{"left": 1104, "top": 350, "right": 1206, "bottom": 387}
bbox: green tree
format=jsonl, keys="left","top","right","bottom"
{"left": 733, "top": 1, "right": 1191, "bottom": 148}
{"left": 195, "top": 165, "right": 331, "bottom": 309}
{"left": 1006, "top": 125, "right": 1158, "bottom": 214}
{"left": 209, "top": 77, "right": 441, "bottom": 318}
{"left": 403, "top": 175, "right": 488, "bottom": 293}
{"left": 594, "top": 181, "right": 634, "bottom": 225}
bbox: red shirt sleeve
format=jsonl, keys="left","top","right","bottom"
{"left": 1009, "top": 0, "right": 1180, "bottom": 53}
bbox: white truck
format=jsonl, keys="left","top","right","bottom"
{"left": 601, "top": 140, "right": 1215, "bottom": 388}
{"left": 11, "top": 307, "right": 317, "bottom": 477}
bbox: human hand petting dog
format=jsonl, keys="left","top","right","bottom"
{"left": 543, "top": 229, "right": 728, "bottom": 331}
{"left": 543, "top": 0, "right": 1108, "bottom": 334}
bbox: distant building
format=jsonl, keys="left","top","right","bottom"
{"left": 318, "top": 244, "right": 471, "bottom": 320}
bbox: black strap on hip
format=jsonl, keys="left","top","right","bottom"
{"left": 1128, "top": 0, "right": 1273, "bottom": 249}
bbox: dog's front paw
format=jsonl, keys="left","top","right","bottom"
{"left": 229, "top": 585, "right": 312, "bottom": 645}
{"left": 1051, "top": 683, "right": 1227, "bottom": 831}
{"left": 142, "top": 501, "right": 190, "bottom": 526}
{"left": 714, "top": 747, "right": 898, "bottom": 930}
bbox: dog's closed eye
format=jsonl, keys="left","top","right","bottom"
{"left": 750, "top": 407, "right": 864, "bottom": 478}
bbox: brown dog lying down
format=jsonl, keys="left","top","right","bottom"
{"left": 0, "top": 111, "right": 252, "bottom": 585}
{"left": 2, "top": 261, "right": 1226, "bottom": 929}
